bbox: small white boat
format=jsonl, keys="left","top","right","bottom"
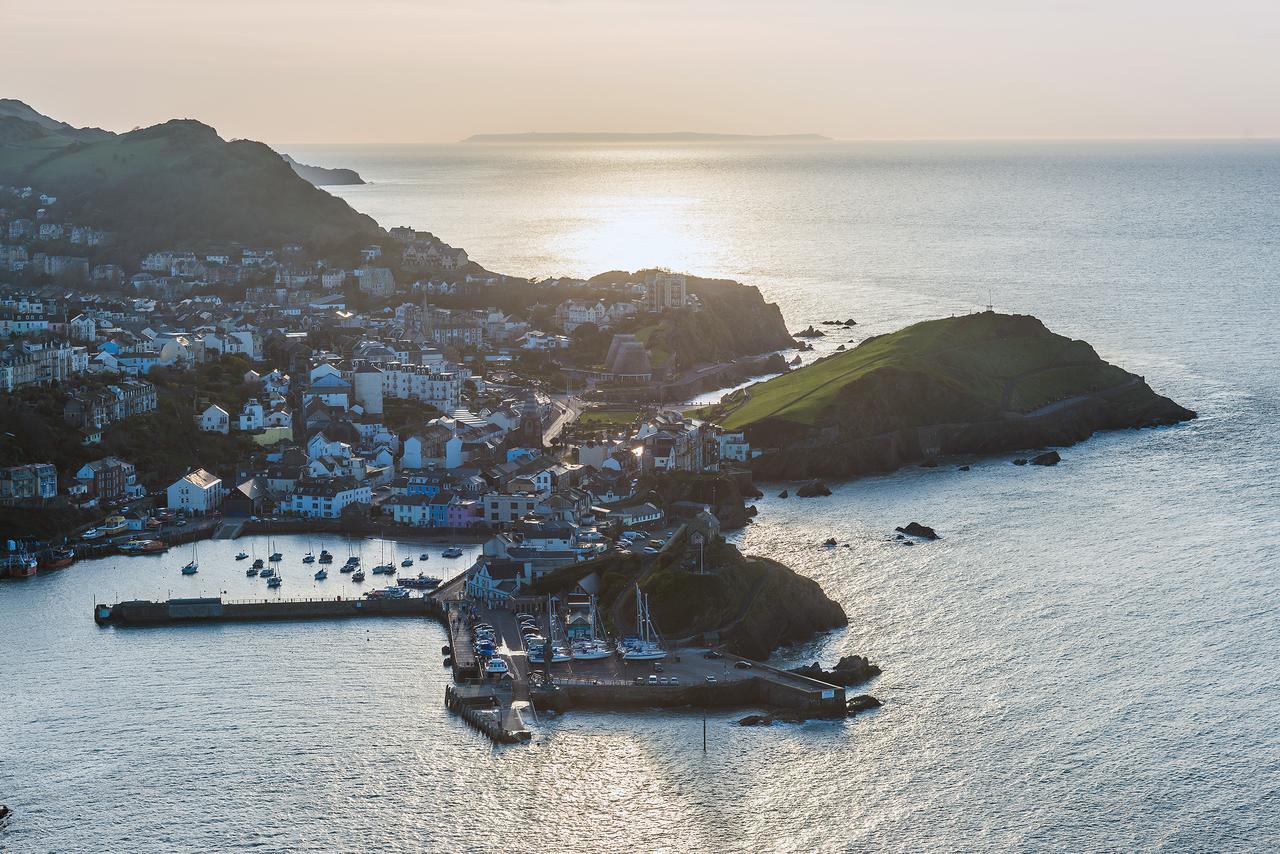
{"left": 235, "top": 551, "right": 249, "bottom": 560}
{"left": 485, "top": 658, "right": 509, "bottom": 675}
{"left": 442, "top": 547, "right": 464, "bottom": 559}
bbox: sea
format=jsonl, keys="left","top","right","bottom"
{"left": 2, "top": 141, "right": 1278, "bottom": 852}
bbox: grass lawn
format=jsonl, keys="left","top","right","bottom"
{"left": 577, "top": 406, "right": 643, "bottom": 429}
{"left": 719, "top": 312, "right": 1127, "bottom": 429}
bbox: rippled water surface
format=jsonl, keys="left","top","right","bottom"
{"left": 3, "top": 142, "right": 1279, "bottom": 851}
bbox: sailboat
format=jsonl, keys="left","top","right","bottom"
{"left": 618, "top": 585, "right": 666, "bottom": 661}
{"left": 302, "top": 535, "right": 315, "bottom": 563}
{"left": 318, "top": 546, "right": 333, "bottom": 564}
{"left": 235, "top": 550, "right": 249, "bottom": 560}
{"left": 314, "top": 567, "right": 328, "bottom": 580}
{"left": 268, "top": 535, "right": 282, "bottom": 562}
{"left": 181, "top": 541, "right": 199, "bottom": 575}
{"left": 571, "top": 595, "right": 612, "bottom": 660}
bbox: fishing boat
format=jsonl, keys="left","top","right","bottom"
{"left": 235, "top": 551, "right": 249, "bottom": 560}
{"left": 314, "top": 568, "right": 327, "bottom": 580}
{"left": 40, "top": 548, "right": 76, "bottom": 570}
{"left": 180, "top": 541, "right": 199, "bottom": 575}
{"left": 318, "top": 549, "right": 333, "bottom": 564}
{"left": 618, "top": 586, "right": 667, "bottom": 661}
{"left": 442, "top": 547, "right": 464, "bottom": 559}
{"left": 352, "top": 569, "right": 366, "bottom": 582}
{"left": 7, "top": 554, "right": 38, "bottom": 578}
{"left": 119, "top": 538, "right": 167, "bottom": 555}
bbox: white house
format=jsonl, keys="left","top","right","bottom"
{"left": 198, "top": 404, "right": 230, "bottom": 434}
{"left": 237, "top": 399, "right": 265, "bottom": 431}
{"left": 284, "top": 479, "right": 371, "bottom": 519}
{"left": 167, "top": 468, "right": 225, "bottom": 515}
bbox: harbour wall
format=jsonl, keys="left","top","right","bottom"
{"left": 95, "top": 595, "right": 445, "bottom": 626}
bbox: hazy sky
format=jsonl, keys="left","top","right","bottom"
{"left": 5, "top": 0, "right": 1279, "bottom": 143}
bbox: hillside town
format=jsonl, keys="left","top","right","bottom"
{"left": 0, "top": 181, "right": 763, "bottom": 582}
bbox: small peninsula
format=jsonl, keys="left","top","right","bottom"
{"left": 464, "top": 131, "right": 830, "bottom": 143}
{"left": 280, "top": 153, "right": 365, "bottom": 187}
{"left": 704, "top": 312, "right": 1196, "bottom": 479}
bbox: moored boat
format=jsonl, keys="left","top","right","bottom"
{"left": 314, "top": 568, "right": 327, "bottom": 580}
{"left": 235, "top": 551, "right": 249, "bottom": 560}
{"left": 40, "top": 547, "right": 76, "bottom": 570}
{"left": 442, "top": 547, "right": 464, "bottom": 559}
{"left": 267, "top": 575, "right": 282, "bottom": 588}
{"left": 352, "top": 569, "right": 366, "bottom": 582}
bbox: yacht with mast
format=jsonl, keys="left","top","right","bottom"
{"left": 570, "top": 595, "right": 612, "bottom": 660}
{"left": 180, "top": 541, "right": 199, "bottom": 575}
{"left": 617, "top": 585, "right": 666, "bottom": 661}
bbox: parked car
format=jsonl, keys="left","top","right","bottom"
{"left": 734, "top": 660, "right": 753, "bottom": 670}
{"left": 705, "top": 675, "right": 717, "bottom": 684}
{"left": 669, "top": 677, "right": 680, "bottom": 685}
{"left": 634, "top": 677, "right": 646, "bottom": 685}
{"left": 703, "top": 650, "right": 724, "bottom": 659}
{"left": 642, "top": 546, "right": 659, "bottom": 555}
{"left": 653, "top": 662, "right": 663, "bottom": 672}
{"left": 648, "top": 675, "right": 658, "bottom": 685}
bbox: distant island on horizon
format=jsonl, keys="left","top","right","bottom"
{"left": 463, "top": 131, "right": 831, "bottom": 143}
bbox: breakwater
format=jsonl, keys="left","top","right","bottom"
{"left": 94, "top": 595, "right": 444, "bottom": 626}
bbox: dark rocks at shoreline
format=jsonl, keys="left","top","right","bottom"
{"left": 895, "top": 522, "right": 939, "bottom": 540}
{"left": 902, "top": 540, "right": 914, "bottom": 546}
{"left": 796, "top": 480, "right": 832, "bottom": 498}
{"left": 919, "top": 458, "right": 938, "bottom": 468}
{"left": 847, "top": 694, "right": 882, "bottom": 716}
{"left": 823, "top": 537, "right": 837, "bottom": 547}
{"left": 1013, "top": 458, "right": 1028, "bottom": 466}
{"left": 794, "top": 325, "right": 826, "bottom": 338}
{"left": 791, "top": 654, "right": 881, "bottom": 686}
{"left": 1030, "top": 450, "right": 1061, "bottom": 466}
{"left": 738, "top": 714, "right": 774, "bottom": 726}
{"left": 958, "top": 465, "right": 970, "bottom": 471}
{"left": 844, "top": 318, "right": 858, "bottom": 326}
{"left": 836, "top": 344, "right": 847, "bottom": 351}
{"left": 778, "top": 489, "right": 789, "bottom": 499}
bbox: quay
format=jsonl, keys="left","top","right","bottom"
{"left": 94, "top": 595, "right": 444, "bottom": 626}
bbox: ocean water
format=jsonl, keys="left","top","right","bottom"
{"left": 3, "top": 142, "right": 1279, "bottom": 851}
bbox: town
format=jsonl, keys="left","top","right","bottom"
{"left": 0, "top": 180, "right": 765, "bottom": 588}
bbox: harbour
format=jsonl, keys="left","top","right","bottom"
{"left": 89, "top": 535, "right": 848, "bottom": 747}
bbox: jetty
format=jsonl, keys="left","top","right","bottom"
{"left": 94, "top": 595, "right": 442, "bottom": 626}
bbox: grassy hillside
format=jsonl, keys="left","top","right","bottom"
{"left": 718, "top": 312, "right": 1131, "bottom": 430}
{"left": 0, "top": 116, "right": 381, "bottom": 259}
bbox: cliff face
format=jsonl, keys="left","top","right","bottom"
{"left": 719, "top": 313, "right": 1195, "bottom": 479}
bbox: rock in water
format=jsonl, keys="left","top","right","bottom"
{"left": 847, "top": 694, "right": 882, "bottom": 716}
{"left": 794, "top": 325, "right": 826, "bottom": 338}
{"left": 844, "top": 318, "right": 858, "bottom": 326}
{"left": 778, "top": 489, "right": 789, "bottom": 499}
{"left": 738, "top": 714, "right": 774, "bottom": 727}
{"left": 1030, "top": 451, "right": 1061, "bottom": 466}
{"left": 894, "top": 522, "right": 939, "bottom": 540}
{"left": 791, "top": 654, "right": 882, "bottom": 686}
{"left": 823, "top": 537, "right": 838, "bottom": 547}
{"left": 796, "top": 480, "right": 832, "bottom": 497}
{"left": 958, "top": 465, "right": 971, "bottom": 471}
{"left": 1013, "top": 458, "right": 1028, "bottom": 466}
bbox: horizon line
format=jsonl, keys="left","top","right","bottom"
{"left": 273, "top": 134, "right": 1280, "bottom": 146}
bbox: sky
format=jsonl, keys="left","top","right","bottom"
{"left": 4, "top": 0, "right": 1280, "bottom": 143}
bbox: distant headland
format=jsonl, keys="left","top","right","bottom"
{"left": 463, "top": 131, "right": 830, "bottom": 143}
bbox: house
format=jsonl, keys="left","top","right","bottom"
{"left": 465, "top": 558, "right": 526, "bottom": 606}
{"left": 237, "top": 399, "right": 265, "bottom": 431}
{"left": 0, "top": 463, "right": 58, "bottom": 505}
{"left": 74, "top": 457, "right": 134, "bottom": 499}
{"left": 167, "top": 468, "right": 226, "bottom": 515}
{"left": 283, "top": 478, "right": 371, "bottom": 519}
{"left": 482, "top": 492, "right": 539, "bottom": 526}
{"left": 604, "top": 501, "right": 663, "bottom": 527}
{"left": 198, "top": 403, "right": 230, "bottom": 434}
{"left": 222, "top": 480, "right": 263, "bottom": 517}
